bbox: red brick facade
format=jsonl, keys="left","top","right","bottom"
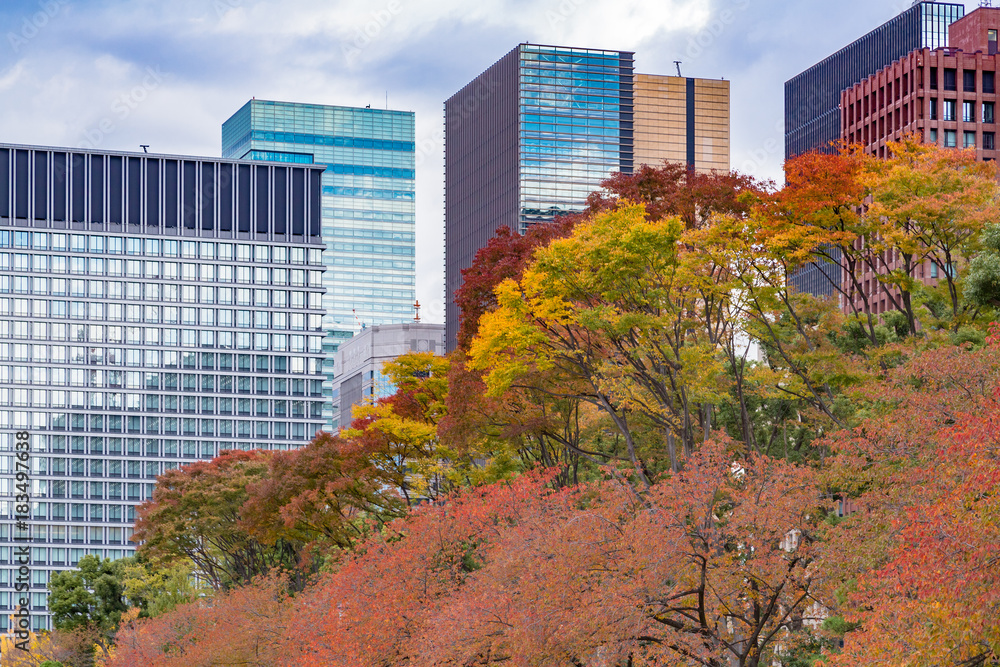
{"left": 841, "top": 49, "right": 999, "bottom": 160}
{"left": 949, "top": 6, "right": 1000, "bottom": 55}
{"left": 837, "top": 7, "right": 1000, "bottom": 315}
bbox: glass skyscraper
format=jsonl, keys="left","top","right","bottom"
{"left": 0, "top": 143, "right": 327, "bottom": 628}
{"left": 222, "top": 100, "right": 416, "bottom": 430}
{"left": 444, "top": 43, "right": 729, "bottom": 350}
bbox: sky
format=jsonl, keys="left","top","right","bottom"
{"left": 0, "top": 0, "right": 979, "bottom": 323}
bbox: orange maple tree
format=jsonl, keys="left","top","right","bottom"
{"left": 819, "top": 339, "right": 1000, "bottom": 665}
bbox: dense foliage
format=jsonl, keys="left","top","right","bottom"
{"left": 18, "top": 143, "right": 1000, "bottom": 666}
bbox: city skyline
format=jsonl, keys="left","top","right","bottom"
{"left": 1, "top": 0, "right": 987, "bottom": 323}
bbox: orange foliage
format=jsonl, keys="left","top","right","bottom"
{"left": 820, "top": 343, "right": 1000, "bottom": 665}
{"left": 103, "top": 573, "right": 288, "bottom": 667}
{"left": 284, "top": 442, "right": 824, "bottom": 667}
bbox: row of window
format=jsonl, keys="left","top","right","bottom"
{"left": 0, "top": 502, "right": 139, "bottom": 523}
{"left": 3, "top": 300, "right": 320, "bottom": 326}
{"left": 928, "top": 128, "right": 997, "bottom": 149}
{"left": 928, "top": 100, "right": 996, "bottom": 123}
{"left": 3, "top": 367, "right": 323, "bottom": 390}
{"left": 2, "top": 255, "right": 323, "bottom": 285}
{"left": 2, "top": 390, "right": 323, "bottom": 417}
{"left": 3, "top": 280, "right": 319, "bottom": 306}
{"left": 4, "top": 305, "right": 321, "bottom": 331}
{"left": 0, "top": 434, "right": 286, "bottom": 457}
{"left": 0, "top": 232, "right": 322, "bottom": 264}
{"left": 8, "top": 478, "right": 164, "bottom": 498}
{"left": 0, "top": 411, "right": 325, "bottom": 438}
{"left": 2, "top": 345, "right": 318, "bottom": 369}
{"left": 928, "top": 67, "right": 996, "bottom": 93}
{"left": 3, "top": 330, "right": 321, "bottom": 358}
{"left": 0, "top": 538, "right": 135, "bottom": 561}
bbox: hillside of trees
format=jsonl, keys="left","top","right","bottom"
{"left": 12, "top": 140, "right": 1000, "bottom": 667}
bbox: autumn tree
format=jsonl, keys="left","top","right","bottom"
{"left": 343, "top": 351, "right": 457, "bottom": 502}
{"left": 239, "top": 430, "right": 406, "bottom": 561}
{"left": 132, "top": 450, "right": 295, "bottom": 590}
{"left": 580, "top": 160, "right": 763, "bottom": 228}
{"left": 470, "top": 202, "right": 752, "bottom": 478}
{"left": 455, "top": 219, "right": 575, "bottom": 351}
{"left": 276, "top": 439, "right": 827, "bottom": 667}
{"left": 863, "top": 137, "right": 998, "bottom": 331}
{"left": 103, "top": 573, "right": 288, "bottom": 667}
{"left": 818, "top": 340, "right": 1000, "bottom": 666}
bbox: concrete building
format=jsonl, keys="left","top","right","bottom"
{"left": 331, "top": 322, "right": 444, "bottom": 429}
{"left": 839, "top": 6, "right": 1000, "bottom": 315}
{"left": 444, "top": 43, "right": 730, "bottom": 351}
{"left": 0, "top": 143, "right": 328, "bottom": 627}
{"left": 633, "top": 74, "right": 730, "bottom": 173}
{"left": 785, "top": 1, "right": 965, "bottom": 298}
{"left": 222, "top": 100, "right": 417, "bottom": 429}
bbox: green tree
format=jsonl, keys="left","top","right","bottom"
{"left": 48, "top": 555, "right": 129, "bottom": 658}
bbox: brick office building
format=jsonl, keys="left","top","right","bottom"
{"left": 838, "top": 7, "right": 1000, "bottom": 315}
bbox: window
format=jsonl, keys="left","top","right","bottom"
{"left": 943, "top": 68, "right": 956, "bottom": 91}
{"left": 964, "top": 70, "right": 976, "bottom": 93}
{"left": 986, "top": 132, "right": 996, "bottom": 150}
{"left": 944, "top": 130, "right": 957, "bottom": 148}
{"left": 964, "top": 131, "right": 977, "bottom": 149}
{"left": 963, "top": 101, "right": 975, "bottom": 123}
{"left": 929, "top": 98, "right": 938, "bottom": 120}
{"left": 984, "top": 102, "right": 995, "bottom": 124}
{"left": 943, "top": 99, "right": 956, "bottom": 121}
{"left": 985, "top": 71, "right": 996, "bottom": 94}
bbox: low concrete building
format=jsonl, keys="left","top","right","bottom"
{"left": 330, "top": 322, "right": 445, "bottom": 431}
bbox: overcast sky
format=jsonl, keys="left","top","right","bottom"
{"left": 0, "top": 0, "right": 976, "bottom": 322}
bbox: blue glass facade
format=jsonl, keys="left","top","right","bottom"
{"left": 518, "top": 44, "right": 633, "bottom": 230}
{"left": 222, "top": 101, "right": 416, "bottom": 333}
{"left": 222, "top": 101, "right": 416, "bottom": 429}
{"left": 445, "top": 44, "right": 635, "bottom": 349}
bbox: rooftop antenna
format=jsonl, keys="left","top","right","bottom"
{"left": 982, "top": 0, "right": 993, "bottom": 7}
{"left": 386, "top": 91, "right": 388, "bottom": 109}
{"left": 140, "top": 145, "right": 149, "bottom": 153}
{"left": 674, "top": 60, "right": 683, "bottom": 77}
{"left": 413, "top": 300, "right": 421, "bottom": 322}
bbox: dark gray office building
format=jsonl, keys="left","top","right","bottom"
{"left": 0, "top": 143, "right": 328, "bottom": 627}
{"left": 784, "top": 1, "right": 964, "bottom": 297}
